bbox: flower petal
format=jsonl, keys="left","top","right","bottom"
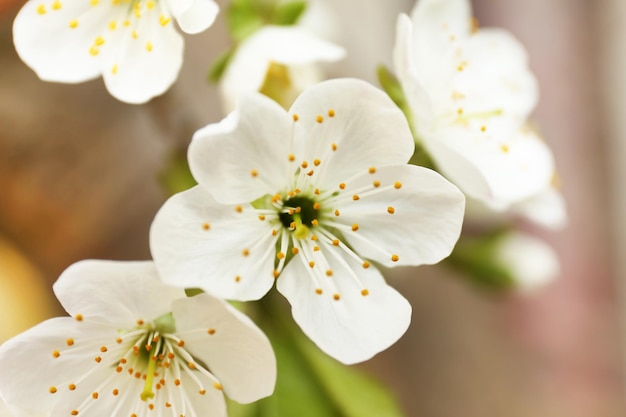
{"left": 512, "top": 187, "right": 567, "bottom": 230}
{"left": 150, "top": 186, "right": 277, "bottom": 301}
{"left": 0, "top": 317, "right": 118, "bottom": 417}
{"left": 53, "top": 260, "right": 184, "bottom": 327}
{"left": 173, "top": 294, "right": 276, "bottom": 403}
{"left": 288, "top": 78, "right": 415, "bottom": 191}
{"left": 276, "top": 246, "right": 411, "bottom": 365}
{"left": 334, "top": 164, "right": 465, "bottom": 267}
{"left": 426, "top": 127, "right": 554, "bottom": 206}
{"left": 188, "top": 94, "right": 297, "bottom": 204}
{"left": 171, "top": 0, "right": 219, "bottom": 35}
{"left": 12, "top": 0, "right": 108, "bottom": 83}
{"left": 219, "top": 26, "right": 345, "bottom": 111}
{"left": 101, "top": 9, "right": 184, "bottom": 104}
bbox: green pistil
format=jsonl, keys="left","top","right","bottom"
{"left": 292, "top": 215, "right": 310, "bottom": 240}
{"left": 140, "top": 351, "right": 158, "bottom": 401}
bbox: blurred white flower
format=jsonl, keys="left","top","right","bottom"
{"left": 151, "top": 78, "right": 465, "bottom": 364}
{"left": 0, "top": 398, "right": 12, "bottom": 417}
{"left": 394, "top": 0, "right": 555, "bottom": 208}
{"left": 13, "top": 0, "right": 219, "bottom": 103}
{"left": 511, "top": 186, "right": 567, "bottom": 230}
{"left": 0, "top": 260, "right": 276, "bottom": 417}
{"left": 220, "top": 25, "right": 345, "bottom": 111}
{"left": 496, "top": 232, "right": 560, "bottom": 292}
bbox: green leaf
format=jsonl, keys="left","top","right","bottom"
{"left": 272, "top": 1, "right": 307, "bottom": 25}
{"left": 227, "top": 2, "right": 265, "bottom": 42}
{"left": 295, "top": 335, "right": 405, "bottom": 417}
{"left": 208, "top": 48, "right": 236, "bottom": 83}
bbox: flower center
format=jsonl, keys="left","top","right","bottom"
{"left": 278, "top": 196, "right": 318, "bottom": 229}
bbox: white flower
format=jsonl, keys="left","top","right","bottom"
{"left": 0, "top": 398, "right": 12, "bottom": 417}
{"left": 511, "top": 186, "right": 567, "bottom": 230}
{"left": 0, "top": 260, "right": 276, "bottom": 417}
{"left": 496, "top": 232, "right": 560, "bottom": 292}
{"left": 13, "top": 0, "right": 219, "bottom": 104}
{"left": 219, "top": 25, "right": 345, "bottom": 111}
{"left": 393, "top": 0, "right": 555, "bottom": 208}
{"left": 150, "top": 78, "right": 465, "bottom": 364}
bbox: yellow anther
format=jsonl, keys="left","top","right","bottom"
{"left": 258, "top": 215, "right": 266, "bottom": 221}
{"left": 339, "top": 183, "right": 346, "bottom": 190}
{"left": 311, "top": 219, "right": 319, "bottom": 226}
{"left": 391, "top": 254, "right": 399, "bottom": 262}
{"left": 132, "top": 30, "right": 138, "bottom": 39}
{"left": 301, "top": 161, "right": 308, "bottom": 169}
{"left": 235, "top": 206, "right": 243, "bottom": 213}
{"left": 75, "top": 314, "right": 83, "bottom": 321}
{"left": 110, "top": 64, "right": 118, "bottom": 74}
{"left": 328, "top": 109, "right": 335, "bottom": 117}
{"left": 394, "top": 181, "right": 402, "bottom": 189}
{"left": 208, "top": 328, "right": 216, "bottom": 335}
{"left": 352, "top": 195, "right": 360, "bottom": 201}
{"left": 292, "top": 247, "right": 299, "bottom": 255}
{"left": 313, "top": 202, "right": 320, "bottom": 210}
{"left": 387, "top": 206, "right": 395, "bottom": 214}
{"left": 89, "top": 47, "right": 99, "bottom": 56}
{"left": 214, "top": 382, "right": 223, "bottom": 390}
{"left": 92, "top": 392, "right": 99, "bottom": 399}
{"left": 52, "top": 350, "right": 60, "bottom": 358}
{"left": 314, "top": 188, "right": 320, "bottom": 195}
{"left": 235, "top": 276, "right": 241, "bottom": 282}
{"left": 147, "top": 0, "right": 154, "bottom": 9}
{"left": 316, "top": 115, "right": 324, "bottom": 123}
{"left": 71, "top": 410, "right": 78, "bottom": 416}
{"left": 272, "top": 229, "right": 278, "bottom": 236}
{"left": 501, "top": 144, "right": 509, "bottom": 153}
{"left": 94, "top": 36, "right": 105, "bottom": 46}
{"left": 313, "top": 159, "right": 321, "bottom": 166}
{"left": 90, "top": 0, "right": 98, "bottom": 5}
{"left": 49, "top": 386, "right": 58, "bottom": 393}
{"left": 332, "top": 239, "right": 339, "bottom": 246}
{"left": 250, "top": 169, "right": 258, "bottom": 177}
{"left": 315, "top": 288, "right": 323, "bottom": 295}
{"left": 66, "top": 338, "right": 74, "bottom": 346}
{"left": 362, "top": 261, "right": 370, "bottom": 269}
{"left": 202, "top": 222, "right": 210, "bottom": 230}
{"left": 108, "top": 21, "right": 117, "bottom": 30}
{"left": 123, "top": 19, "right": 130, "bottom": 27}
{"left": 326, "top": 270, "right": 333, "bottom": 276}
{"left": 145, "top": 41, "right": 153, "bottom": 52}
{"left": 277, "top": 252, "right": 285, "bottom": 259}
{"left": 331, "top": 143, "right": 337, "bottom": 151}
{"left": 334, "top": 209, "right": 340, "bottom": 216}
{"left": 306, "top": 170, "right": 314, "bottom": 176}
{"left": 242, "top": 249, "right": 250, "bottom": 257}
{"left": 36, "top": 4, "right": 46, "bottom": 14}
{"left": 368, "top": 167, "right": 376, "bottom": 174}
{"left": 273, "top": 270, "right": 280, "bottom": 278}
{"left": 361, "top": 289, "right": 369, "bottom": 296}
{"left": 352, "top": 224, "right": 359, "bottom": 232}
{"left": 69, "top": 19, "right": 78, "bottom": 28}
{"left": 480, "top": 125, "right": 487, "bottom": 132}
{"left": 309, "top": 261, "right": 315, "bottom": 268}
{"left": 333, "top": 294, "right": 341, "bottom": 301}
{"left": 288, "top": 154, "right": 295, "bottom": 162}
{"left": 69, "top": 384, "right": 76, "bottom": 390}
{"left": 292, "top": 114, "right": 299, "bottom": 121}
{"left": 52, "top": 0, "right": 61, "bottom": 10}
{"left": 313, "top": 246, "right": 320, "bottom": 251}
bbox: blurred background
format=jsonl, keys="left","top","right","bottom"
{"left": 0, "top": 0, "right": 624, "bottom": 416}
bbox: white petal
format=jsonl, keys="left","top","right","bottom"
{"left": 512, "top": 186, "right": 568, "bottom": 230}
{"left": 171, "top": 0, "right": 219, "bottom": 35}
{"left": 219, "top": 26, "right": 344, "bottom": 112}
{"left": 496, "top": 233, "right": 560, "bottom": 292}
{"left": 425, "top": 127, "right": 554, "bottom": 206}
{"left": 334, "top": 164, "right": 465, "bottom": 267}
{"left": 53, "top": 260, "right": 184, "bottom": 328}
{"left": 150, "top": 186, "right": 277, "bottom": 301}
{"left": 288, "top": 78, "right": 415, "bottom": 190}
{"left": 102, "top": 10, "right": 184, "bottom": 104}
{"left": 188, "top": 94, "right": 296, "bottom": 204}
{"left": 277, "top": 247, "right": 411, "bottom": 365}
{"left": 0, "top": 317, "right": 118, "bottom": 417}
{"left": 172, "top": 294, "right": 276, "bottom": 403}
{"left": 12, "top": 0, "right": 108, "bottom": 83}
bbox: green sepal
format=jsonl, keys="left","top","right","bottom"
{"left": 158, "top": 149, "right": 197, "bottom": 196}
{"left": 227, "top": 1, "right": 266, "bottom": 42}
{"left": 445, "top": 228, "right": 517, "bottom": 290}
{"left": 208, "top": 48, "right": 236, "bottom": 83}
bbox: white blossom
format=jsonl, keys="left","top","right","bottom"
{"left": 150, "top": 78, "right": 465, "bottom": 364}
{"left": 0, "top": 260, "right": 276, "bottom": 417}
{"left": 393, "top": 0, "right": 555, "bottom": 208}
{"left": 13, "top": 0, "right": 219, "bottom": 103}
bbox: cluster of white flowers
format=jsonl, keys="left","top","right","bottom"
{"left": 1, "top": 0, "right": 565, "bottom": 415}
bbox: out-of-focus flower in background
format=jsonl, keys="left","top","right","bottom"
{"left": 12, "top": 0, "right": 219, "bottom": 103}
{"left": 0, "top": 260, "right": 276, "bottom": 417}
{"left": 150, "top": 78, "right": 465, "bottom": 364}
{"left": 393, "top": 0, "right": 555, "bottom": 211}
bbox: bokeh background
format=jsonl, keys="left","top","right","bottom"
{"left": 0, "top": 0, "right": 624, "bottom": 416}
